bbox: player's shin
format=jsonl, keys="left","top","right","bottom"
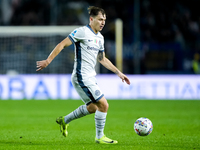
{"left": 64, "top": 105, "right": 90, "bottom": 124}
{"left": 95, "top": 110, "right": 107, "bottom": 139}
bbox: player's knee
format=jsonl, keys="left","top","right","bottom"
{"left": 87, "top": 103, "right": 97, "bottom": 113}
{"left": 98, "top": 101, "right": 109, "bottom": 112}
{"left": 105, "top": 101, "right": 109, "bottom": 110}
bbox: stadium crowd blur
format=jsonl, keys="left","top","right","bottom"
{"left": 0, "top": 0, "right": 200, "bottom": 74}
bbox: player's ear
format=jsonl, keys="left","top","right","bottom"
{"left": 89, "top": 16, "right": 93, "bottom": 22}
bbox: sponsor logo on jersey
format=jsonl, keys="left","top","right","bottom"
{"left": 87, "top": 46, "right": 99, "bottom": 51}
{"left": 88, "top": 39, "right": 98, "bottom": 43}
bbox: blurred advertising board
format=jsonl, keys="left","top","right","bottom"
{"left": 0, "top": 74, "right": 199, "bottom": 100}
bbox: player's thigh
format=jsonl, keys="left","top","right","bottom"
{"left": 94, "top": 96, "right": 109, "bottom": 112}
{"left": 71, "top": 76, "right": 104, "bottom": 105}
{"left": 72, "top": 80, "right": 91, "bottom": 105}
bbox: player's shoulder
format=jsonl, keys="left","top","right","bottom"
{"left": 70, "top": 26, "right": 87, "bottom": 38}
{"left": 75, "top": 25, "right": 92, "bottom": 35}
{"left": 75, "top": 25, "right": 104, "bottom": 39}
{"left": 74, "top": 26, "right": 86, "bottom": 33}
{"left": 85, "top": 25, "right": 104, "bottom": 38}
{"left": 97, "top": 32, "right": 104, "bottom": 39}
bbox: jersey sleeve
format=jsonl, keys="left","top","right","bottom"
{"left": 68, "top": 27, "right": 85, "bottom": 43}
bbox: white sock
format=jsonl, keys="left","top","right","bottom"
{"left": 64, "top": 105, "right": 90, "bottom": 124}
{"left": 95, "top": 110, "right": 107, "bottom": 139}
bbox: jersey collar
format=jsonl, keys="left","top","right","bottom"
{"left": 86, "top": 24, "right": 98, "bottom": 35}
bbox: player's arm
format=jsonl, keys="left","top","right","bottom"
{"left": 36, "top": 37, "right": 72, "bottom": 71}
{"left": 98, "top": 51, "right": 130, "bottom": 85}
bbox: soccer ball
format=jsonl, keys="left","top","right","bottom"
{"left": 134, "top": 117, "right": 153, "bottom": 136}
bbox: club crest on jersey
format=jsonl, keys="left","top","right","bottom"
{"left": 95, "top": 90, "right": 100, "bottom": 96}
{"left": 71, "top": 30, "right": 77, "bottom": 36}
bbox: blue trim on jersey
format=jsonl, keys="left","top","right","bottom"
{"left": 96, "top": 94, "right": 104, "bottom": 101}
{"left": 75, "top": 41, "right": 96, "bottom": 103}
{"left": 86, "top": 24, "right": 98, "bottom": 35}
{"left": 75, "top": 42, "right": 82, "bottom": 76}
{"left": 86, "top": 101, "right": 92, "bottom": 106}
{"left": 68, "top": 35, "right": 75, "bottom": 43}
{"left": 86, "top": 94, "right": 104, "bottom": 105}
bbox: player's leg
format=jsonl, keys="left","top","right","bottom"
{"left": 92, "top": 97, "right": 118, "bottom": 144}
{"left": 56, "top": 102, "right": 93, "bottom": 136}
{"left": 56, "top": 77, "right": 93, "bottom": 137}
{"left": 62, "top": 92, "right": 103, "bottom": 123}
{"left": 56, "top": 76, "right": 100, "bottom": 137}
{"left": 56, "top": 103, "right": 92, "bottom": 137}
{"left": 86, "top": 102, "right": 98, "bottom": 113}
{"left": 63, "top": 104, "right": 91, "bottom": 124}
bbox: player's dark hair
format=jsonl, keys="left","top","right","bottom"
{"left": 88, "top": 6, "right": 106, "bottom": 17}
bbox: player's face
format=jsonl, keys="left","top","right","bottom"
{"left": 90, "top": 12, "right": 106, "bottom": 33}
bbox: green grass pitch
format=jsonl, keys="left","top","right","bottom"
{"left": 0, "top": 100, "right": 199, "bottom": 150}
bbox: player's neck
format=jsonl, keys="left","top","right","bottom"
{"left": 89, "top": 24, "right": 98, "bottom": 34}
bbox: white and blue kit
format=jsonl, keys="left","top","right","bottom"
{"left": 68, "top": 25, "right": 104, "bottom": 105}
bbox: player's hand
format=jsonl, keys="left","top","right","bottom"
{"left": 118, "top": 72, "right": 131, "bottom": 85}
{"left": 36, "top": 60, "right": 49, "bottom": 71}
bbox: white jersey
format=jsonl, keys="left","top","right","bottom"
{"left": 68, "top": 25, "right": 104, "bottom": 80}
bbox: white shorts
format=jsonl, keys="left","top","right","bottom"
{"left": 71, "top": 74, "right": 104, "bottom": 105}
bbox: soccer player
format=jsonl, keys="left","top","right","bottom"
{"left": 36, "top": 6, "right": 130, "bottom": 144}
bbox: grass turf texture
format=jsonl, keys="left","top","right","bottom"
{"left": 0, "top": 100, "right": 199, "bottom": 150}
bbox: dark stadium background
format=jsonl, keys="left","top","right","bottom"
{"left": 0, "top": 0, "right": 200, "bottom": 75}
